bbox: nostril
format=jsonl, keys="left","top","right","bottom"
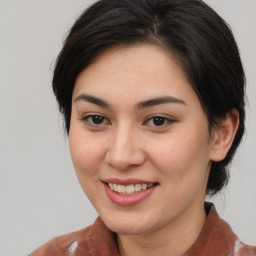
{"left": 105, "top": 148, "right": 146, "bottom": 170}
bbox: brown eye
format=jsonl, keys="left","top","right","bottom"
{"left": 145, "top": 116, "right": 174, "bottom": 127}
{"left": 83, "top": 115, "right": 108, "bottom": 125}
{"left": 91, "top": 115, "right": 105, "bottom": 124}
{"left": 152, "top": 117, "right": 166, "bottom": 126}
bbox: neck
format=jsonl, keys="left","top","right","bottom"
{"left": 117, "top": 203, "right": 206, "bottom": 256}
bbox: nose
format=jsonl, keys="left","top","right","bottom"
{"left": 105, "top": 125, "right": 146, "bottom": 170}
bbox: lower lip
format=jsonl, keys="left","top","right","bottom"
{"left": 104, "top": 183, "right": 157, "bottom": 206}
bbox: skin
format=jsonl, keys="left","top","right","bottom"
{"left": 69, "top": 44, "right": 239, "bottom": 256}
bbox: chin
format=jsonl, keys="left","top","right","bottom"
{"left": 99, "top": 211, "right": 156, "bottom": 235}
{"left": 107, "top": 222, "right": 150, "bottom": 236}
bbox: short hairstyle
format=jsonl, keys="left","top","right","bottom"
{"left": 52, "top": 0, "right": 245, "bottom": 195}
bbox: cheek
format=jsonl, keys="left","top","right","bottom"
{"left": 149, "top": 130, "right": 211, "bottom": 181}
{"left": 69, "top": 130, "right": 107, "bottom": 177}
{"left": 149, "top": 134, "right": 211, "bottom": 211}
{"left": 68, "top": 130, "right": 108, "bottom": 204}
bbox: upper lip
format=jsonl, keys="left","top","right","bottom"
{"left": 102, "top": 178, "right": 158, "bottom": 186}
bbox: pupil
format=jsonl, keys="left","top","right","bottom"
{"left": 153, "top": 117, "right": 165, "bottom": 126}
{"left": 92, "top": 115, "right": 104, "bottom": 124}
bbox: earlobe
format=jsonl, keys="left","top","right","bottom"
{"left": 209, "top": 109, "right": 239, "bottom": 162}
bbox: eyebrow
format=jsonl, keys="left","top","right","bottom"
{"left": 74, "top": 94, "right": 110, "bottom": 108}
{"left": 137, "top": 96, "right": 186, "bottom": 109}
{"left": 74, "top": 94, "right": 186, "bottom": 109}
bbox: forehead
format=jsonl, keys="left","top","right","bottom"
{"left": 73, "top": 44, "right": 198, "bottom": 107}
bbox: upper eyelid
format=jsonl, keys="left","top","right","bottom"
{"left": 81, "top": 113, "right": 175, "bottom": 125}
{"left": 143, "top": 115, "right": 175, "bottom": 126}
{"left": 145, "top": 115, "right": 174, "bottom": 122}
{"left": 82, "top": 114, "right": 110, "bottom": 125}
{"left": 81, "top": 113, "right": 105, "bottom": 119}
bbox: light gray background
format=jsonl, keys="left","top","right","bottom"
{"left": 0, "top": 1, "right": 255, "bottom": 255}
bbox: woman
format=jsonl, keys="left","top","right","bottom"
{"left": 30, "top": 0, "right": 256, "bottom": 255}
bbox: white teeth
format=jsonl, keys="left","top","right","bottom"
{"left": 108, "top": 183, "right": 154, "bottom": 194}
{"left": 118, "top": 185, "right": 125, "bottom": 193}
{"left": 141, "top": 184, "right": 147, "bottom": 190}
{"left": 125, "top": 184, "right": 134, "bottom": 194}
{"left": 135, "top": 184, "right": 142, "bottom": 192}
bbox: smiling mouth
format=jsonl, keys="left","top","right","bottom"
{"left": 107, "top": 183, "right": 155, "bottom": 195}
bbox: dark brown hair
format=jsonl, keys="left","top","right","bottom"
{"left": 52, "top": 0, "right": 245, "bottom": 195}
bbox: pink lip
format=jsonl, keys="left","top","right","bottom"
{"left": 103, "top": 182, "right": 158, "bottom": 206}
{"left": 102, "top": 178, "right": 157, "bottom": 185}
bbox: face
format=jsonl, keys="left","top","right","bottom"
{"left": 69, "top": 44, "right": 214, "bottom": 236}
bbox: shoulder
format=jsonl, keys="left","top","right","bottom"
{"left": 201, "top": 202, "right": 256, "bottom": 256}
{"left": 185, "top": 203, "right": 256, "bottom": 256}
{"left": 29, "top": 217, "right": 119, "bottom": 256}
{"left": 213, "top": 209, "right": 256, "bottom": 255}
{"left": 233, "top": 240, "right": 256, "bottom": 256}
{"left": 29, "top": 223, "right": 93, "bottom": 256}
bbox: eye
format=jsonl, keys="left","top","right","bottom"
{"left": 82, "top": 114, "right": 109, "bottom": 126}
{"left": 145, "top": 116, "right": 174, "bottom": 127}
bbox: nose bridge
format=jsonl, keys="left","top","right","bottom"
{"left": 105, "top": 122, "right": 145, "bottom": 169}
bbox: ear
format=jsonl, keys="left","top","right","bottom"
{"left": 209, "top": 109, "right": 239, "bottom": 162}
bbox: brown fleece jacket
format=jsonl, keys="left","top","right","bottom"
{"left": 29, "top": 203, "right": 256, "bottom": 256}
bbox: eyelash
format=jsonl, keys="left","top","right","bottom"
{"left": 143, "top": 115, "right": 175, "bottom": 128}
{"left": 82, "top": 114, "right": 109, "bottom": 126}
{"left": 81, "top": 114, "right": 175, "bottom": 128}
